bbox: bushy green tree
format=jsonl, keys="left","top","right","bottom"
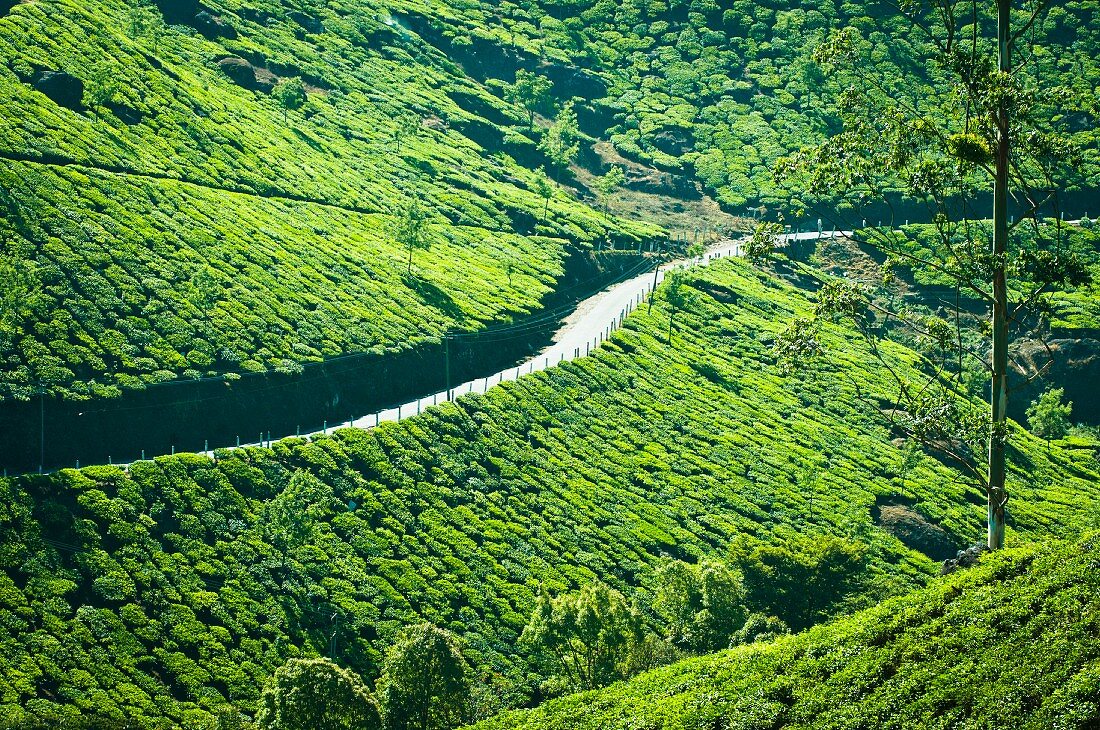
{"left": 273, "top": 78, "right": 307, "bottom": 123}
{"left": 653, "top": 559, "right": 746, "bottom": 652}
{"left": 732, "top": 534, "right": 866, "bottom": 631}
{"left": 730, "top": 613, "right": 789, "bottom": 646}
{"left": 522, "top": 581, "right": 642, "bottom": 693}
{"left": 538, "top": 102, "right": 580, "bottom": 181}
{"left": 662, "top": 270, "right": 689, "bottom": 345}
{"left": 593, "top": 165, "right": 625, "bottom": 218}
{"left": 256, "top": 658, "right": 381, "bottom": 730}
{"left": 377, "top": 623, "right": 470, "bottom": 730}
{"left": 533, "top": 167, "right": 554, "bottom": 223}
{"left": 506, "top": 69, "right": 552, "bottom": 128}
{"left": 1026, "top": 387, "right": 1072, "bottom": 443}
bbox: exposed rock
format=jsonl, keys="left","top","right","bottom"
{"left": 288, "top": 11, "right": 323, "bottom": 34}
{"left": 941, "top": 543, "right": 988, "bottom": 575}
{"left": 194, "top": 11, "right": 237, "bottom": 39}
{"left": 651, "top": 128, "right": 694, "bottom": 157}
{"left": 216, "top": 57, "right": 257, "bottom": 88}
{"left": 877, "top": 504, "right": 958, "bottom": 562}
{"left": 33, "top": 70, "right": 84, "bottom": 110}
{"left": 539, "top": 61, "right": 607, "bottom": 100}
{"left": 154, "top": 0, "right": 199, "bottom": 24}
{"left": 622, "top": 165, "right": 700, "bottom": 199}
{"left": 1012, "top": 337, "right": 1100, "bottom": 427}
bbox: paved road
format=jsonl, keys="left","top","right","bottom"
{"left": 211, "top": 230, "right": 849, "bottom": 453}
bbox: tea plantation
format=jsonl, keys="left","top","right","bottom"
{"left": 473, "top": 532, "right": 1100, "bottom": 730}
{"left": 0, "top": 0, "right": 660, "bottom": 402}
{"left": 1, "top": 260, "right": 1096, "bottom": 727}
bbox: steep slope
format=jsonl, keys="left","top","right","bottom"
{"left": 406, "top": 0, "right": 1100, "bottom": 213}
{"left": 1, "top": 259, "right": 1096, "bottom": 726}
{"left": 473, "top": 534, "right": 1100, "bottom": 730}
{"left": 0, "top": 0, "right": 658, "bottom": 404}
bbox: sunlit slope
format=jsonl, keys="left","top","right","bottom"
{"left": 0, "top": 0, "right": 656, "bottom": 402}
{"left": 474, "top": 535, "right": 1100, "bottom": 730}
{"left": 1, "top": 259, "right": 1096, "bottom": 725}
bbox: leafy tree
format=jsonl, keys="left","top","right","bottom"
{"left": 83, "top": 64, "right": 118, "bottom": 117}
{"left": 662, "top": 270, "right": 689, "bottom": 345}
{"left": 1026, "top": 386, "right": 1072, "bottom": 443}
{"left": 395, "top": 197, "right": 430, "bottom": 275}
{"left": 392, "top": 114, "right": 420, "bottom": 153}
{"left": 732, "top": 534, "right": 866, "bottom": 632}
{"left": 538, "top": 102, "right": 580, "bottom": 182}
{"left": 522, "top": 581, "right": 642, "bottom": 693}
{"left": 729, "top": 613, "right": 789, "bottom": 646}
{"left": 273, "top": 78, "right": 307, "bottom": 123}
{"left": 506, "top": 69, "right": 552, "bottom": 128}
{"left": 653, "top": 559, "right": 746, "bottom": 652}
{"left": 376, "top": 623, "right": 470, "bottom": 730}
{"left": 256, "top": 658, "right": 381, "bottom": 730}
{"left": 780, "top": 2, "right": 1092, "bottom": 549}
{"left": 530, "top": 167, "right": 555, "bottom": 224}
{"left": 592, "top": 165, "right": 625, "bottom": 218}
{"left": 744, "top": 221, "right": 783, "bottom": 264}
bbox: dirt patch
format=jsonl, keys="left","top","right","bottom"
{"left": 874, "top": 502, "right": 959, "bottom": 562}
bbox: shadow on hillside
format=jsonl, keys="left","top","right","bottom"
{"left": 404, "top": 274, "right": 466, "bottom": 322}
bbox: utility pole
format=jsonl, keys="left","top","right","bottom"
{"left": 648, "top": 242, "right": 664, "bottom": 314}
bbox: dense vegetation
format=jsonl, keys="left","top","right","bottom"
{"left": 412, "top": 0, "right": 1100, "bottom": 211}
{"left": 0, "top": 0, "right": 659, "bottom": 402}
{"left": 1, "top": 260, "right": 1096, "bottom": 727}
{"left": 474, "top": 533, "right": 1100, "bottom": 730}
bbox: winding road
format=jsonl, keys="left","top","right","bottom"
{"left": 214, "top": 230, "right": 846, "bottom": 455}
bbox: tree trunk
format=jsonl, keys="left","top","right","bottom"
{"left": 988, "top": 0, "right": 1011, "bottom": 550}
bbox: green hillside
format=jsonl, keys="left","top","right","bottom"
{"left": 410, "top": 0, "right": 1100, "bottom": 211}
{"left": 0, "top": 0, "right": 659, "bottom": 403}
{"left": 1, "top": 259, "right": 1096, "bottom": 727}
{"left": 473, "top": 533, "right": 1100, "bottom": 730}
{"left": 5, "top": 0, "right": 1099, "bottom": 406}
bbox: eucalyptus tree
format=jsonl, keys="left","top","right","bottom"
{"left": 780, "top": 0, "right": 1092, "bottom": 549}
{"left": 396, "top": 197, "right": 430, "bottom": 275}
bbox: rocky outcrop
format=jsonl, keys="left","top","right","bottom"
{"left": 33, "top": 71, "right": 83, "bottom": 110}
{"left": 194, "top": 11, "right": 237, "bottom": 39}
{"left": 941, "top": 544, "right": 988, "bottom": 575}
{"left": 876, "top": 504, "right": 958, "bottom": 562}
{"left": 217, "top": 57, "right": 257, "bottom": 88}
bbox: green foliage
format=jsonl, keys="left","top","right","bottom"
{"left": 653, "top": 559, "right": 746, "bottom": 653}
{"left": 474, "top": 535, "right": 1100, "bottom": 729}
{"left": 395, "top": 197, "right": 431, "bottom": 275}
{"left": 377, "top": 624, "right": 470, "bottom": 730}
{"left": 522, "top": 582, "right": 642, "bottom": 693}
{"left": 0, "top": 262, "right": 1096, "bottom": 726}
{"left": 505, "top": 70, "right": 552, "bottom": 128}
{"left": 745, "top": 221, "right": 783, "bottom": 263}
{"left": 538, "top": 103, "right": 580, "bottom": 178}
{"left": 272, "top": 78, "right": 307, "bottom": 123}
{"left": 0, "top": 0, "right": 662, "bottom": 403}
{"left": 1027, "top": 387, "right": 1073, "bottom": 443}
{"left": 732, "top": 533, "right": 867, "bottom": 632}
{"left": 257, "top": 658, "right": 381, "bottom": 730}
